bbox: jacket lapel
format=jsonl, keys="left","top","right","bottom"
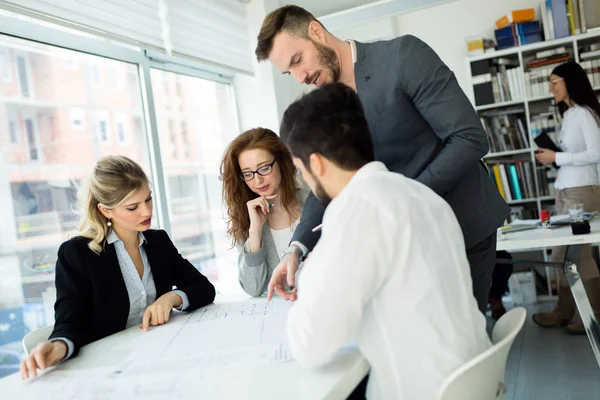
{"left": 354, "top": 41, "right": 376, "bottom": 117}
{"left": 142, "top": 233, "right": 169, "bottom": 296}
{"left": 97, "top": 243, "right": 130, "bottom": 321}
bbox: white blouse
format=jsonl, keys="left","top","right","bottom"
{"left": 270, "top": 219, "right": 299, "bottom": 259}
{"left": 555, "top": 105, "right": 600, "bottom": 190}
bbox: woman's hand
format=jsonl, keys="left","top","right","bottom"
{"left": 536, "top": 148, "right": 556, "bottom": 165}
{"left": 247, "top": 195, "right": 277, "bottom": 232}
{"left": 20, "top": 340, "right": 68, "bottom": 380}
{"left": 140, "top": 292, "right": 182, "bottom": 331}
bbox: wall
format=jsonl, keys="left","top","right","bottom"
{"left": 394, "top": 0, "right": 540, "bottom": 101}
{"left": 233, "top": 0, "right": 281, "bottom": 133}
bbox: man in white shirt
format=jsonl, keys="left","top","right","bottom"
{"left": 275, "top": 82, "right": 491, "bottom": 399}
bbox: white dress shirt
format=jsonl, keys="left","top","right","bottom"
{"left": 287, "top": 162, "right": 491, "bottom": 400}
{"left": 555, "top": 105, "right": 600, "bottom": 189}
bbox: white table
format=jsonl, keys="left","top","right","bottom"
{"left": 497, "top": 218, "right": 600, "bottom": 252}
{"left": 0, "top": 297, "right": 369, "bottom": 400}
{"left": 497, "top": 218, "right": 600, "bottom": 369}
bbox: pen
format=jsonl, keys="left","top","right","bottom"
{"left": 311, "top": 224, "right": 322, "bottom": 232}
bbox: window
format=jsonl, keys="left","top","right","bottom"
{"left": 0, "top": 50, "right": 11, "bottom": 82}
{"left": 115, "top": 114, "right": 127, "bottom": 144}
{"left": 8, "top": 120, "right": 17, "bottom": 144}
{"left": 24, "top": 119, "right": 38, "bottom": 161}
{"left": 168, "top": 119, "right": 177, "bottom": 157}
{"left": 175, "top": 75, "right": 183, "bottom": 111}
{"left": 151, "top": 69, "right": 240, "bottom": 294}
{"left": 109, "top": 66, "right": 120, "bottom": 90}
{"left": 95, "top": 111, "right": 110, "bottom": 143}
{"left": 90, "top": 64, "right": 102, "bottom": 87}
{"left": 70, "top": 108, "right": 85, "bottom": 129}
{"left": 0, "top": 34, "right": 150, "bottom": 377}
{"left": 181, "top": 121, "right": 190, "bottom": 158}
{"left": 65, "top": 59, "right": 77, "bottom": 69}
{"left": 16, "top": 55, "right": 30, "bottom": 97}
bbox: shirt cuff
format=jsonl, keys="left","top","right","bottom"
{"left": 49, "top": 337, "right": 74, "bottom": 362}
{"left": 555, "top": 152, "right": 571, "bottom": 166}
{"left": 290, "top": 241, "right": 309, "bottom": 257}
{"left": 172, "top": 290, "right": 189, "bottom": 311}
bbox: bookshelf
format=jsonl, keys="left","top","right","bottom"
{"left": 468, "top": 30, "right": 600, "bottom": 298}
{"left": 469, "top": 30, "right": 600, "bottom": 217}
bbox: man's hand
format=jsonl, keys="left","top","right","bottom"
{"left": 20, "top": 340, "right": 68, "bottom": 380}
{"left": 140, "top": 292, "right": 182, "bottom": 331}
{"left": 267, "top": 252, "right": 300, "bottom": 301}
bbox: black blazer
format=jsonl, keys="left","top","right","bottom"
{"left": 49, "top": 229, "right": 215, "bottom": 357}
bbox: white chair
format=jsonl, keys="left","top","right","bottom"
{"left": 436, "top": 307, "right": 527, "bottom": 400}
{"left": 22, "top": 325, "right": 54, "bottom": 355}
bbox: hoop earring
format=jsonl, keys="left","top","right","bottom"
{"left": 107, "top": 219, "right": 112, "bottom": 227}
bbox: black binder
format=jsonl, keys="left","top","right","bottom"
{"left": 534, "top": 132, "right": 561, "bottom": 169}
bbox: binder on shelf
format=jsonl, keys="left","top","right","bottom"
{"left": 550, "top": 0, "right": 571, "bottom": 38}
{"left": 509, "top": 164, "right": 523, "bottom": 200}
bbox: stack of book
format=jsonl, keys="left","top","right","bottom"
{"left": 530, "top": 113, "right": 560, "bottom": 144}
{"left": 495, "top": 21, "right": 543, "bottom": 50}
{"left": 481, "top": 110, "right": 529, "bottom": 153}
{"left": 488, "top": 160, "right": 536, "bottom": 202}
{"left": 541, "top": 0, "right": 600, "bottom": 38}
{"left": 524, "top": 47, "right": 572, "bottom": 98}
{"left": 537, "top": 166, "right": 557, "bottom": 197}
{"left": 471, "top": 58, "right": 524, "bottom": 105}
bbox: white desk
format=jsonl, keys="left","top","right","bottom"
{"left": 497, "top": 218, "right": 600, "bottom": 252}
{"left": 497, "top": 218, "right": 600, "bottom": 369}
{"left": 0, "top": 297, "right": 369, "bottom": 400}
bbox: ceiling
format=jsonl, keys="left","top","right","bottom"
{"left": 283, "top": 0, "right": 384, "bottom": 17}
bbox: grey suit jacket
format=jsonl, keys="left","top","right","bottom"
{"left": 237, "top": 188, "right": 310, "bottom": 297}
{"left": 291, "top": 35, "right": 509, "bottom": 250}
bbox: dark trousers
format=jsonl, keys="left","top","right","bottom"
{"left": 466, "top": 232, "right": 498, "bottom": 314}
{"left": 489, "top": 250, "right": 513, "bottom": 299}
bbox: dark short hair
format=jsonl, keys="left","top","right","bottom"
{"left": 255, "top": 5, "right": 319, "bottom": 61}
{"left": 280, "top": 82, "right": 375, "bottom": 171}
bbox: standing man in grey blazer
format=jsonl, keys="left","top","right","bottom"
{"left": 256, "top": 5, "right": 509, "bottom": 313}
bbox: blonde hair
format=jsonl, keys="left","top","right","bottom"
{"left": 74, "top": 155, "right": 149, "bottom": 254}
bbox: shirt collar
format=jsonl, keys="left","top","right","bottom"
{"left": 106, "top": 229, "right": 147, "bottom": 247}
{"left": 346, "top": 39, "right": 357, "bottom": 66}
{"left": 347, "top": 161, "right": 389, "bottom": 188}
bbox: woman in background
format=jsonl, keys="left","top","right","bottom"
{"left": 20, "top": 156, "right": 215, "bottom": 379}
{"left": 534, "top": 61, "right": 600, "bottom": 334}
{"left": 220, "top": 128, "right": 309, "bottom": 297}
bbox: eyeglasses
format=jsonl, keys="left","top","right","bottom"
{"left": 239, "top": 159, "right": 277, "bottom": 181}
{"left": 550, "top": 78, "right": 564, "bottom": 87}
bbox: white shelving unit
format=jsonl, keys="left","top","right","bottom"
{"left": 469, "top": 30, "right": 600, "bottom": 213}
{"left": 468, "top": 31, "right": 600, "bottom": 299}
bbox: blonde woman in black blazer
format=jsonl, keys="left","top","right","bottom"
{"left": 20, "top": 156, "right": 215, "bottom": 380}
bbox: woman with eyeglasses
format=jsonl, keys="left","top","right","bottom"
{"left": 534, "top": 61, "right": 600, "bottom": 334}
{"left": 220, "top": 128, "right": 309, "bottom": 297}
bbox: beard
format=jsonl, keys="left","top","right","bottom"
{"left": 307, "top": 40, "right": 341, "bottom": 84}
{"left": 312, "top": 177, "right": 332, "bottom": 208}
